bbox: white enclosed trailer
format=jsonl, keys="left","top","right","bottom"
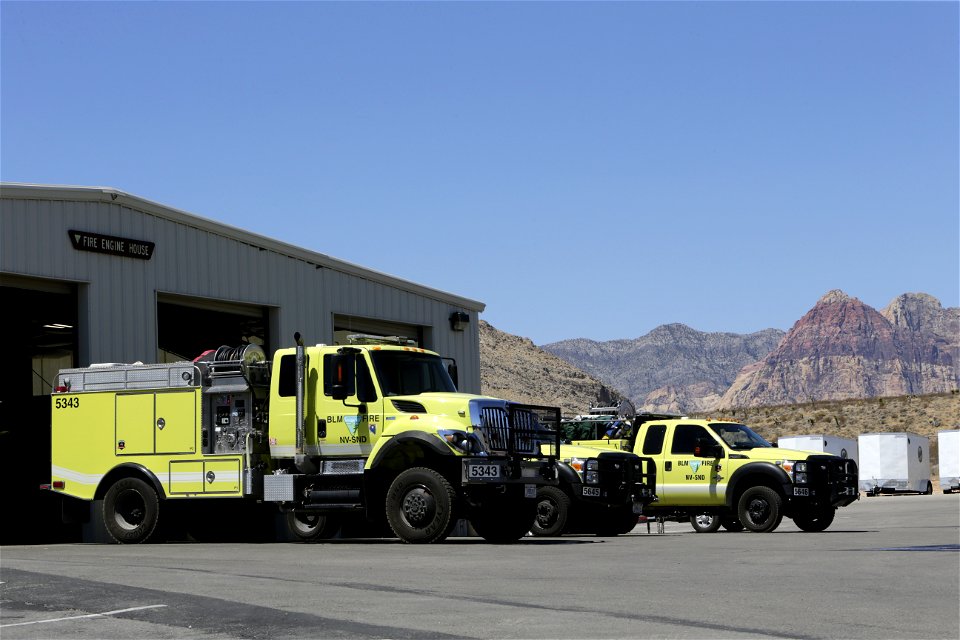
{"left": 777, "top": 435, "right": 859, "bottom": 468}
{"left": 858, "top": 432, "right": 932, "bottom": 495}
{"left": 937, "top": 430, "right": 959, "bottom": 494}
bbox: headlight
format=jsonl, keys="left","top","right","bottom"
{"left": 438, "top": 430, "right": 486, "bottom": 455}
{"left": 584, "top": 458, "right": 599, "bottom": 484}
{"left": 779, "top": 460, "right": 809, "bottom": 483}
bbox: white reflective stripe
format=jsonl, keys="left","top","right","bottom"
{"left": 168, "top": 471, "right": 241, "bottom": 482}
{"left": 52, "top": 465, "right": 103, "bottom": 487}
{"left": 271, "top": 444, "right": 372, "bottom": 457}
{"left": 270, "top": 445, "right": 296, "bottom": 457}
{"left": 660, "top": 483, "right": 727, "bottom": 498}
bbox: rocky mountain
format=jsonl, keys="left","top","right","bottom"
{"left": 478, "top": 320, "right": 622, "bottom": 416}
{"left": 720, "top": 291, "right": 959, "bottom": 407}
{"left": 542, "top": 324, "right": 785, "bottom": 413}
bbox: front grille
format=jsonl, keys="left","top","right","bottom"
{"left": 476, "top": 403, "right": 560, "bottom": 458}
{"left": 809, "top": 455, "right": 858, "bottom": 487}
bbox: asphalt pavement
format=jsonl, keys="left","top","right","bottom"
{"left": 1, "top": 493, "right": 958, "bottom": 639}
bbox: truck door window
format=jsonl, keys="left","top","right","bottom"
{"left": 322, "top": 355, "right": 378, "bottom": 402}
{"left": 671, "top": 424, "right": 712, "bottom": 455}
{"left": 642, "top": 425, "right": 667, "bottom": 454}
{"left": 277, "top": 355, "right": 296, "bottom": 397}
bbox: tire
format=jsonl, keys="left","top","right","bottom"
{"left": 286, "top": 511, "right": 340, "bottom": 542}
{"left": 737, "top": 486, "right": 783, "bottom": 533}
{"left": 924, "top": 482, "right": 933, "bottom": 495}
{"left": 531, "top": 486, "right": 571, "bottom": 537}
{"left": 690, "top": 513, "right": 722, "bottom": 533}
{"left": 721, "top": 516, "right": 745, "bottom": 532}
{"left": 102, "top": 477, "right": 159, "bottom": 544}
{"left": 385, "top": 467, "right": 456, "bottom": 544}
{"left": 595, "top": 506, "right": 639, "bottom": 536}
{"left": 471, "top": 493, "right": 536, "bottom": 543}
{"left": 792, "top": 506, "right": 836, "bottom": 532}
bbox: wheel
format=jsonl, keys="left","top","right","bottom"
{"left": 531, "top": 486, "right": 571, "bottom": 536}
{"left": 690, "top": 513, "right": 722, "bottom": 533}
{"left": 385, "top": 467, "right": 456, "bottom": 544}
{"left": 721, "top": 516, "right": 745, "bottom": 532}
{"left": 737, "top": 486, "right": 783, "bottom": 533}
{"left": 792, "top": 506, "right": 836, "bottom": 532}
{"left": 285, "top": 511, "right": 340, "bottom": 541}
{"left": 924, "top": 482, "right": 933, "bottom": 495}
{"left": 595, "top": 506, "right": 639, "bottom": 536}
{"left": 471, "top": 493, "right": 536, "bottom": 543}
{"left": 102, "top": 477, "right": 159, "bottom": 544}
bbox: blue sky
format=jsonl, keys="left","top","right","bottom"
{"left": 3, "top": 2, "right": 957, "bottom": 345}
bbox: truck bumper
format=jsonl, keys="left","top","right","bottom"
{"left": 786, "top": 456, "right": 859, "bottom": 509}
{"left": 460, "top": 457, "right": 557, "bottom": 486}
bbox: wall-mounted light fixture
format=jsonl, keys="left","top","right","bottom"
{"left": 449, "top": 311, "right": 469, "bottom": 331}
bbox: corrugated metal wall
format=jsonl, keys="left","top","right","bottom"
{"left": 1, "top": 188, "right": 483, "bottom": 393}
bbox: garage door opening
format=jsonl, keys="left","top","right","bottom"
{"left": 0, "top": 280, "right": 79, "bottom": 544}
{"left": 157, "top": 295, "right": 269, "bottom": 362}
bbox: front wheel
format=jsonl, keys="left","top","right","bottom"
{"left": 471, "top": 493, "right": 536, "bottom": 543}
{"left": 737, "top": 486, "right": 783, "bottom": 533}
{"left": 690, "top": 513, "right": 722, "bottom": 533}
{"left": 793, "top": 507, "right": 836, "bottom": 532}
{"left": 103, "top": 477, "right": 159, "bottom": 544}
{"left": 923, "top": 482, "right": 933, "bottom": 495}
{"left": 531, "top": 486, "right": 571, "bottom": 537}
{"left": 286, "top": 511, "right": 340, "bottom": 542}
{"left": 385, "top": 467, "right": 457, "bottom": 544}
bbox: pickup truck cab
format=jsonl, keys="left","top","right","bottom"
{"left": 566, "top": 413, "right": 859, "bottom": 532}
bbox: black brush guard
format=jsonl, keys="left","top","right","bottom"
{"left": 477, "top": 403, "right": 561, "bottom": 461}
{"left": 803, "top": 455, "right": 859, "bottom": 508}
{"left": 596, "top": 453, "right": 658, "bottom": 504}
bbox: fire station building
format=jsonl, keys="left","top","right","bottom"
{"left": 0, "top": 182, "right": 484, "bottom": 542}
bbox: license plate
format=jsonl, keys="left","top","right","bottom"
{"left": 794, "top": 487, "right": 810, "bottom": 496}
{"left": 582, "top": 486, "right": 601, "bottom": 497}
{"left": 525, "top": 484, "right": 536, "bottom": 498}
{"left": 467, "top": 463, "right": 500, "bottom": 479}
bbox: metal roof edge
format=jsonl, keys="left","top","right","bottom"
{"left": 0, "top": 182, "right": 485, "bottom": 312}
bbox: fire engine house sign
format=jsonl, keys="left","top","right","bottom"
{"left": 69, "top": 230, "right": 155, "bottom": 260}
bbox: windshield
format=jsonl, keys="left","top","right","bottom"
{"left": 369, "top": 351, "right": 457, "bottom": 397}
{"left": 709, "top": 423, "right": 772, "bottom": 450}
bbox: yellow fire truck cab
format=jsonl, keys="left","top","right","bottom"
{"left": 47, "top": 334, "right": 560, "bottom": 544}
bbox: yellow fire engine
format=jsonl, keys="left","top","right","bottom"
{"left": 47, "top": 334, "right": 560, "bottom": 544}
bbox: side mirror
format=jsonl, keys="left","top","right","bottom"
{"left": 694, "top": 437, "right": 724, "bottom": 458}
{"left": 329, "top": 353, "right": 356, "bottom": 401}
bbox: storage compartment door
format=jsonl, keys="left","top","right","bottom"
{"left": 204, "top": 459, "right": 241, "bottom": 494}
{"left": 156, "top": 391, "right": 197, "bottom": 454}
{"left": 116, "top": 394, "right": 155, "bottom": 455}
{"left": 169, "top": 460, "right": 204, "bottom": 494}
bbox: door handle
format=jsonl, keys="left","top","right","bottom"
{"left": 665, "top": 461, "right": 672, "bottom": 472}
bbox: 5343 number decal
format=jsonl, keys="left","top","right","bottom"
{"left": 55, "top": 397, "right": 80, "bottom": 409}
